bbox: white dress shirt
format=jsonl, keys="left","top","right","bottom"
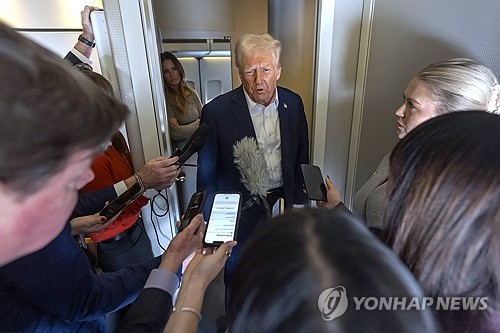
{"left": 244, "top": 89, "right": 283, "bottom": 189}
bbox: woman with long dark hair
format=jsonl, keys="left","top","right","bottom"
{"left": 161, "top": 51, "right": 203, "bottom": 209}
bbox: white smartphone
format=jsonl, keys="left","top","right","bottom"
{"left": 203, "top": 192, "right": 242, "bottom": 246}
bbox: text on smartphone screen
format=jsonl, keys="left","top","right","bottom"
{"left": 205, "top": 193, "right": 240, "bottom": 243}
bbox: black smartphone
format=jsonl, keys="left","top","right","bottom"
{"left": 203, "top": 192, "right": 242, "bottom": 246}
{"left": 178, "top": 190, "right": 207, "bottom": 232}
{"left": 99, "top": 182, "right": 143, "bottom": 220}
{"left": 301, "top": 164, "right": 327, "bottom": 201}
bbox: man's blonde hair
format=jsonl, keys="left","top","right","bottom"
{"left": 234, "top": 33, "right": 282, "bottom": 70}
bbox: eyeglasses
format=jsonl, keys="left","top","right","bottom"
{"left": 74, "top": 62, "right": 93, "bottom": 72}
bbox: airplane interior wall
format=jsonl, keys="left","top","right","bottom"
{"left": 268, "top": 0, "right": 317, "bottom": 144}
{"left": 308, "top": 0, "right": 365, "bottom": 205}
{"left": 2, "top": 0, "right": 500, "bottom": 213}
{"left": 303, "top": 0, "right": 500, "bottom": 206}
{"left": 346, "top": 0, "right": 500, "bottom": 204}
{"left": 174, "top": 56, "right": 233, "bottom": 105}
{"left": 0, "top": 0, "right": 103, "bottom": 68}
{"left": 0, "top": 0, "right": 103, "bottom": 29}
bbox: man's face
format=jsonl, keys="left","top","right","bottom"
{"left": 1, "top": 149, "right": 95, "bottom": 265}
{"left": 239, "top": 49, "right": 281, "bottom": 106}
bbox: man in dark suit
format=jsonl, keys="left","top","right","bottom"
{"left": 197, "top": 33, "right": 309, "bottom": 300}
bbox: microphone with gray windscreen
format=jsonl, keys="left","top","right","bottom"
{"left": 233, "top": 136, "right": 272, "bottom": 216}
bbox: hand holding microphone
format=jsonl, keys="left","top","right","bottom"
{"left": 120, "top": 124, "right": 209, "bottom": 191}
{"left": 136, "top": 156, "right": 180, "bottom": 190}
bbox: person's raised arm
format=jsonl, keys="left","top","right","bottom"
{"left": 63, "top": 6, "right": 101, "bottom": 66}
{"left": 74, "top": 5, "right": 99, "bottom": 58}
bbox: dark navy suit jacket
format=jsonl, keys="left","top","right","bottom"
{"left": 0, "top": 223, "right": 161, "bottom": 332}
{"left": 197, "top": 85, "right": 309, "bottom": 243}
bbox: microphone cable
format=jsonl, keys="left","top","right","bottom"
{"left": 147, "top": 190, "right": 173, "bottom": 252}
{"left": 146, "top": 123, "right": 209, "bottom": 252}
{"left": 150, "top": 190, "right": 170, "bottom": 217}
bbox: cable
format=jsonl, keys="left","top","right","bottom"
{"left": 150, "top": 190, "right": 169, "bottom": 217}
{"left": 146, "top": 189, "right": 176, "bottom": 251}
{"left": 149, "top": 206, "right": 166, "bottom": 251}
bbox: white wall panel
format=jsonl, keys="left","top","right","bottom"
{"left": 312, "top": 0, "right": 365, "bottom": 205}
{"left": 0, "top": 0, "right": 102, "bottom": 29}
{"left": 178, "top": 57, "right": 202, "bottom": 99}
{"left": 200, "top": 56, "right": 232, "bottom": 104}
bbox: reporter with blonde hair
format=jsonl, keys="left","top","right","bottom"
{"left": 352, "top": 58, "right": 499, "bottom": 235}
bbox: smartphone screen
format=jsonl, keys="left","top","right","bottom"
{"left": 178, "top": 190, "right": 207, "bottom": 232}
{"left": 99, "top": 182, "right": 143, "bottom": 220}
{"left": 301, "top": 164, "right": 327, "bottom": 201}
{"left": 204, "top": 192, "right": 241, "bottom": 246}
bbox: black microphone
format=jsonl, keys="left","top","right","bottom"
{"left": 178, "top": 136, "right": 204, "bottom": 163}
{"left": 170, "top": 123, "right": 210, "bottom": 163}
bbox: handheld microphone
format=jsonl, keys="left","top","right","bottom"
{"left": 233, "top": 136, "right": 272, "bottom": 215}
{"left": 170, "top": 123, "right": 210, "bottom": 163}
{"left": 178, "top": 135, "right": 205, "bottom": 164}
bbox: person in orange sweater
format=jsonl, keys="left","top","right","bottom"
{"left": 77, "top": 68, "right": 173, "bottom": 272}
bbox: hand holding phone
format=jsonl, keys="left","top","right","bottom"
{"left": 99, "top": 182, "right": 143, "bottom": 221}
{"left": 178, "top": 190, "right": 207, "bottom": 232}
{"left": 301, "top": 164, "right": 327, "bottom": 201}
{"left": 204, "top": 192, "right": 242, "bottom": 246}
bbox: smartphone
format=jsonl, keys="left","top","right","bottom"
{"left": 204, "top": 192, "right": 242, "bottom": 246}
{"left": 99, "top": 182, "right": 143, "bottom": 220}
{"left": 178, "top": 190, "right": 207, "bottom": 232}
{"left": 301, "top": 164, "right": 327, "bottom": 201}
